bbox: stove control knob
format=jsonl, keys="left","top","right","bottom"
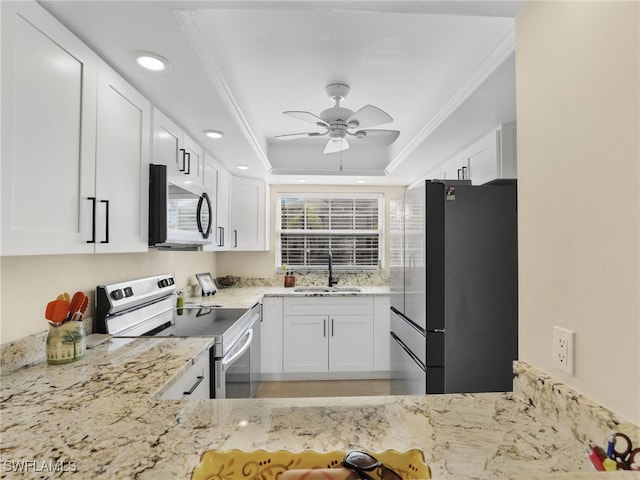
{"left": 167, "top": 277, "right": 174, "bottom": 285}
{"left": 110, "top": 289, "right": 124, "bottom": 300}
{"left": 124, "top": 287, "right": 134, "bottom": 297}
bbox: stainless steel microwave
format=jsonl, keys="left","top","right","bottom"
{"left": 149, "top": 164, "right": 213, "bottom": 248}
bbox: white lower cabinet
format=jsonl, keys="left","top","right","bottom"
{"left": 157, "top": 352, "right": 210, "bottom": 400}
{"left": 282, "top": 296, "right": 374, "bottom": 374}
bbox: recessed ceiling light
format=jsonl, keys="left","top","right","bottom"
{"left": 203, "top": 130, "right": 224, "bottom": 139}
{"left": 135, "top": 52, "right": 170, "bottom": 72}
{"left": 237, "top": 165, "right": 249, "bottom": 170}
{"left": 298, "top": 178, "right": 308, "bottom": 183}
{"left": 357, "top": 179, "right": 367, "bottom": 184}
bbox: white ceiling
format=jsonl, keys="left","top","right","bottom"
{"left": 40, "top": 0, "right": 525, "bottom": 186}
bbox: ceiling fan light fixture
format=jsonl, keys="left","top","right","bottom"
{"left": 355, "top": 131, "right": 367, "bottom": 139}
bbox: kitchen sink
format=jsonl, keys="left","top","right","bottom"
{"left": 293, "top": 286, "right": 362, "bottom": 293}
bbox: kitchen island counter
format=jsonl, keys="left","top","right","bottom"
{"left": 1, "top": 336, "right": 632, "bottom": 480}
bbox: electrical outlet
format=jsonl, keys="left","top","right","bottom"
{"left": 553, "top": 326, "right": 575, "bottom": 375}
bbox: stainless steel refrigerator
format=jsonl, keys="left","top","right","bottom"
{"left": 389, "top": 180, "right": 518, "bottom": 394}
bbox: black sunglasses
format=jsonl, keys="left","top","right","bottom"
{"left": 342, "top": 451, "right": 403, "bottom": 480}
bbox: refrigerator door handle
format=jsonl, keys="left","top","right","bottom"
{"left": 391, "top": 307, "right": 426, "bottom": 336}
{"left": 390, "top": 331, "right": 426, "bottom": 372}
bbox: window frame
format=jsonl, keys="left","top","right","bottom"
{"left": 275, "top": 192, "right": 385, "bottom": 271}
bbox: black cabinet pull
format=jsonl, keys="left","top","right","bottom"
{"left": 183, "top": 375, "right": 204, "bottom": 396}
{"left": 185, "top": 152, "right": 191, "bottom": 175}
{"left": 233, "top": 229, "right": 238, "bottom": 248}
{"left": 179, "top": 148, "right": 186, "bottom": 172}
{"left": 86, "top": 197, "right": 96, "bottom": 244}
{"left": 461, "top": 166, "right": 468, "bottom": 179}
{"left": 323, "top": 319, "right": 326, "bottom": 337}
{"left": 218, "top": 226, "right": 224, "bottom": 247}
{"left": 331, "top": 318, "right": 334, "bottom": 337}
{"left": 100, "top": 199, "right": 109, "bottom": 243}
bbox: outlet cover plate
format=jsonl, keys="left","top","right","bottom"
{"left": 553, "top": 326, "right": 575, "bottom": 375}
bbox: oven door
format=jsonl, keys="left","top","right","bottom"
{"left": 213, "top": 316, "right": 261, "bottom": 398}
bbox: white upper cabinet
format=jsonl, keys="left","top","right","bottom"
{"left": 230, "top": 176, "right": 269, "bottom": 251}
{"left": 182, "top": 133, "right": 204, "bottom": 184}
{"left": 467, "top": 121, "right": 517, "bottom": 185}
{"left": 94, "top": 59, "right": 151, "bottom": 253}
{"left": 203, "top": 153, "right": 231, "bottom": 251}
{"left": 152, "top": 108, "right": 204, "bottom": 184}
{"left": 1, "top": 2, "right": 98, "bottom": 255}
{"left": 152, "top": 108, "right": 182, "bottom": 174}
{"left": 1, "top": 3, "right": 150, "bottom": 256}
{"left": 429, "top": 122, "right": 517, "bottom": 185}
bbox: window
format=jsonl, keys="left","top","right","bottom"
{"left": 276, "top": 193, "right": 384, "bottom": 270}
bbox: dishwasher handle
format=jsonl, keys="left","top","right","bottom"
{"left": 222, "top": 328, "right": 253, "bottom": 369}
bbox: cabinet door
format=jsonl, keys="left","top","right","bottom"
{"left": 467, "top": 132, "right": 498, "bottom": 185}
{"left": 261, "top": 297, "right": 283, "bottom": 374}
{"left": 203, "top": 155, "right": 231, "bottom": 251}
{"left": 183, "top": 133, "right": 204, "bottom": 184}
{"left": 230, "top": 176, "right": 267, "bottom": 251}
{"left": 283, "top": 315, "right": 328, "bottom": 372}
{"left": 94, "top": 60, "right": 150, "bottom": 253}
{"left": 152, "top": 108, "right": 183, "bottom": 175}
{"left": 1, "top": 2, "right": 97, "bottom": 255}
{"left": 329, "top": 315, "right": 374, "bottom": 372}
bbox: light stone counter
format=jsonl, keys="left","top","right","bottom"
{"left": 2, "top": 335, "right": 637, "bottom": 479}
{"left": 186, "top": 285, "right": 390, "bottom": 309}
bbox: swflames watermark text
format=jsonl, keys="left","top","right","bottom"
{"left": 3, "top": 459, "right": 77, "bottom": 473}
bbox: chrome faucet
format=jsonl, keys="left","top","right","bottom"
{"left": 328, "top": 252, "right": 338, "bottom": 287}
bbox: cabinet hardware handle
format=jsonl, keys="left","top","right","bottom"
{"left": 183, "top": 375, "right": 204, "bottom": 395}
{"left": 323, "top": 319, "right": 326, "bottom": 337}
{"left": 461, "top": 166, "right": 468, "bottom": 179}
{"left": 457, "top": 168, "right": 462, "bottom": 180}
{"left": 100, "top": 199, "right": 109, "bottom": 243}
{"left": 331, "top": 318, "right": 334, "bottom": 337}
{"left": 218, "top": 226, "right": 224, "bottom": 247}
{"left": 179, "top": 148, "right": 186, "bottom": 172}
{"left": 233, "top": 229, "right": 238, "bottom": 248}
{"left": 86, "top": 197, "right": 97, "bottom": 244}
{"left": 185, "top": 152, "right": 191, "bottom": 175}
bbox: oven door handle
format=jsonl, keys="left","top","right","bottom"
{"left": 222, "top": 328, "right": 253, "bottom": 369}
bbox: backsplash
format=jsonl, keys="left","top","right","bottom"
{"left": 513, "top": 361, "right": 639, "bottom": 446}
{"left": 1, "top": 317, "right": 92, "bottom": 374}
{"left": 231, "top": 271, "right": 389, "bottom": 288}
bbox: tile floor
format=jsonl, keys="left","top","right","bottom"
{"left": 255, "top": 379, "right": 391, "bottom": 398}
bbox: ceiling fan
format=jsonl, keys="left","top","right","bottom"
{"left": 275, "top": 83, "right": 400, "bottom": 154}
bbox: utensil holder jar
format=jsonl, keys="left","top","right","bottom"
{"left": 284, "top": 275, "right": 295, "bottom": 288}
{"left": 46, "top": 321, "right": 86, "bottom": 365}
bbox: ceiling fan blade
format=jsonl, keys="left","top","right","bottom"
{"left": 352, "top": 129, "right": 400, "bottom": 146}
{"left": 283, "top": 111, "right": 329, "bottom": 127}
{"left": 275, "top": 131, "right": 326, "bottom": 141}
{"left": 347, "top": 105, "right": 393, "bottom": 128}
{"left": 323, "top": 138, "right": 349, "bottom": 154}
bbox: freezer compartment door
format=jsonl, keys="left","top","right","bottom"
{"left": 390, "top": 331, "right": 426, "bottom": 395}
{"left": 390, "top": 309, "right": 426, "bottom": 362}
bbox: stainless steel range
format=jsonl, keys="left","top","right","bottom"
{"left": 95, "top": 274, "right": 261, "bottom": 399}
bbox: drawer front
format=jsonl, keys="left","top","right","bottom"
{"left": 284, "top": 296, "right": 374, "bottom": 316}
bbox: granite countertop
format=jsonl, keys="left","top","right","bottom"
{"left": 1, "top": 335, "right": 633, "bottom": 480}
{"left": 185, "top": 285, "right": 390, "bottom": 309}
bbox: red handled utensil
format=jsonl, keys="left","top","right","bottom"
{"left": 67, "top": 291, "right": 85, "bottom": 322}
